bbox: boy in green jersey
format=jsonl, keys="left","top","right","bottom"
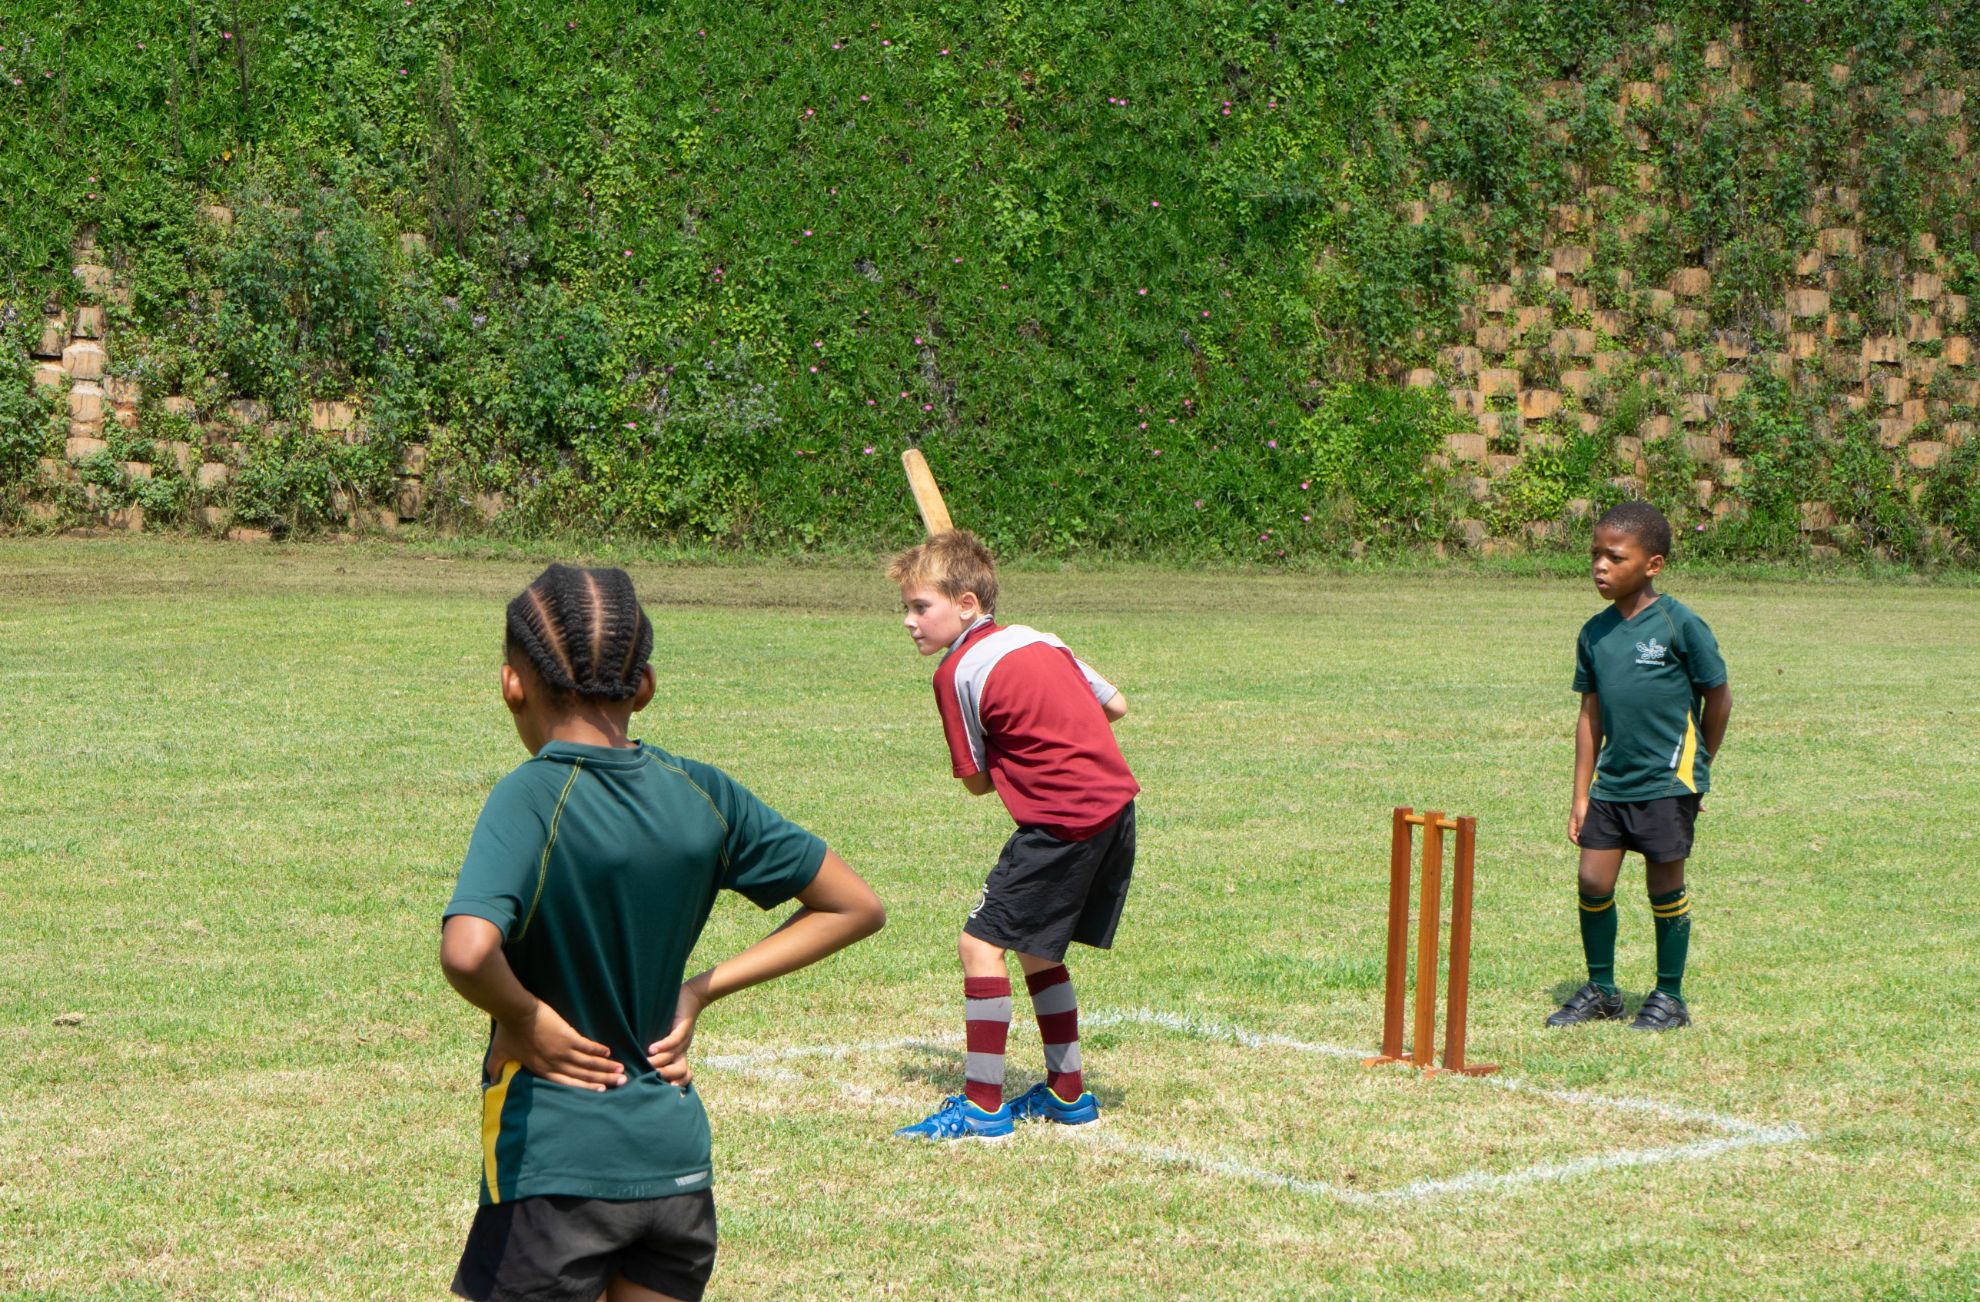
{"left": 1549, "top": 503, "right": 1732, "bottom": 1032}
{"left": 440, "top": 564, "right": 885, "bottom": 1302}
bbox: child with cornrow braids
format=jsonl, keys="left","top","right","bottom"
{"left": 441, "top": 563, "right": 884, "bottom": 1302}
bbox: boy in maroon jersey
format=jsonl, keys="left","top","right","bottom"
{"left": 886, "top": 530, "right": 1138, "bottom": 1140}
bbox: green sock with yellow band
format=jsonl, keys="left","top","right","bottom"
{"left": 1577, "top": 891, "right": 1619, "bottom": 995}
{"left": 1649, "top": 887, "right": 1692, "bottom": 1001}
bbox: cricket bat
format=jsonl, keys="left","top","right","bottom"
{"left": 901, "top": 447, "right": 954, "bottom": 535}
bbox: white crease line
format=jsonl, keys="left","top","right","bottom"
{"left": 700, "top": 1006, "right": 1813, "bottom": 1204}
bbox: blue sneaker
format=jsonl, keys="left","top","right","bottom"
{"left": 894, "top": 1094, "right": 1015, "bottom": 1141}
{"left": 1006, "top": 1082, "right": 1101, "bottom": 1126}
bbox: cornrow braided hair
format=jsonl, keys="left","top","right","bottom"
{"left": 505, "top": 564, "right": 655, "bottom": 701}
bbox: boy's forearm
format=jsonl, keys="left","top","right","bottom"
{"left": 1701, "top": 684, "right": 1732, "bottom": 759}
{"left": 440, "top": 918, "right": 539, "bottom": 1027}
{"left": 687, "top": 850, "right": 884, "bottom": 1007}
{"left": 1572, "top": 699, "right": 1601, "bottom": 798}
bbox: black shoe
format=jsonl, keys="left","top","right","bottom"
{"left": 1630, "top": 989, "right": 1691, "bottom": 1031}
{"left": 1546, "top": 982, "right": 1626, "bottom": 1027}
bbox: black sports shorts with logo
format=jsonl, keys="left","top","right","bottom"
{"left": 452, "top": 1190, "right": 717, "bottom": 1302}
{"left": 1576, "top": 794, "right": 1702, "bottom": 863}
{"left": 964, "top": 801, "right": 1136, "bottom": 961}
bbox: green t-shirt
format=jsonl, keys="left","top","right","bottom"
{"left": 1572, "top": 595, "right": 1728, "bottom": 802}
{"left": 444, "top": 739, "right": 825, "bottom": 1205}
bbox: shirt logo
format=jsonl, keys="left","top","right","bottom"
{"left": 1634, "top": 638, "right": 1668, "bottom": 666}
{"left": 676, "top": 1172, "right": 708, "bottom": 1187}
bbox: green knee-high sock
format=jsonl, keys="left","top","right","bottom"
{"left": 1649, "top": 888, "right": 1692, "bottom": 1001}
{"left": 1578, "top": 891, "right": 1618, "bottom": 994}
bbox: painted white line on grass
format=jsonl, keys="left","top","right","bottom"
{"left": 701, "top": 1007, "right": 1812, "bottom": 1205}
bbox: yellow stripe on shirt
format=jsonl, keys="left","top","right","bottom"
{"left": 482, "top": 1059, "right": 521, "bottom": 1204}
{"left": 1674, "top": 711, "right": 1699, "bottom": 792}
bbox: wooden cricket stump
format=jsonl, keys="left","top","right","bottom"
{"left": 1363, "top": 806, "right": 1498, "bottom": 1077}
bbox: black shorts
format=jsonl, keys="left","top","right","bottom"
{"left": 963, "top": 801, "right": 1136, "bottom": 961}
{"left": 1577, "top": 794, "right": 1702, "bottom": 863}
{"left": 452, "top": 1190, "right": 717, "bottom": 1302}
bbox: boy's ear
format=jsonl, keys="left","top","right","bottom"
{"left": 631, "top": 664, "right": 656, "bottom": 712}
{"left": 500, "top": 661, "right": 528, "bottom": 715}
{"left": 1646, "top": 552, "right": 1667, "bottom": 578}
{"left": 957, "top": 589, "right": 982, "bottom": 618}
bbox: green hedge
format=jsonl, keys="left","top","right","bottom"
{"left": 3, "top": 1, "right": 1978, "bottom": 558}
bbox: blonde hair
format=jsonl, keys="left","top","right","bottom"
{"left": 886, "top": 529, "right": 999, "bottom": 614}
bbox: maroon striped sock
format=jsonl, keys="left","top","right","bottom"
{"left": 1025, "top": 964, "right": 1083, "bottom": 1100}
{"left": 963, "top": 975, "right": 1012, "bottom": 1113}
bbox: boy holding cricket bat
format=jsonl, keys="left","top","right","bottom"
{"left": 887, "top": 530, "right": 1139, "bottom": 1140}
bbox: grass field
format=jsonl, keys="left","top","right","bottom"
{"left": 2, "top": 539, "right": 1977, "bottom": 1299}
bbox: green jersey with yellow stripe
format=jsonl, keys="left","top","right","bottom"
{"left": 1573, "top": 595, "right": 1727, "bottom": 802}
{"left": 445, "top": 739, "right": 825, "bottom": 1205}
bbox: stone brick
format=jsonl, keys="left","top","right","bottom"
{"left": 1817, "top": 227, "right": 1861, "bottom": 256}
{"left": 1519, "top": 389, "right": 1562, "bottom": 420}
{"left": 229, "top": 399, "right": 268, "bottom": 426}
{"left": 1560, "top": 369, "right": 1598, "bottom": 398}
{"left": 1910, "top": 272, "right": 1943, "bottom": 302}
{"left": 1764, "top": 351, "right": 1793, "bottom": 378}
{"left": 1551, "top": 245, "right": 1593, "bottom": 275}
{"left": 1669, "top": 267, "right": 1711, "bottom": 297}
{"left": 1800, "top": 501, "right": 1837, "bottom": 531}
{"left": 201, "top": 204, "right": 235, "bottom": 227}
{"left": 1877, "top": 375, "right": 1909, "bottom": 407}
{"left": 1405, "top": 367, "right": 1439, "bottom": 389}
{"left": 34, "top": 315, "right": 67, "bottom": 358}
{"left": 1549, "top": 329, "right": 1596, "bottom": 357}
{"left": 71, "top": 305, "right": 104, "bottom": 339}
{"left": 1901, "top": 398, "right": 1928, "bottom": 424}
{"left": 1703, "top": 40, "right": 1729, "bottom": 68}
{"left": 1591, "top": 352, "right": 1628, "bottom": 379}
{"left": 1642, "top": 288, "right": 1676, "bottom": 314}
{"left": 1935, "top": 87, "right": 1966, "bottom": 116}
{"left": 1450, "top": 388, "right": 1483, "bottom": 418}
{"left": 1639, "top": 415, "right": 1674, "bottom": 442}
{"left": 1679, "top": 393, "right": 1710, "bottom": 424}
{"left": 164, "top": 441, "right": 196, "bottom": 474}
{"left": 1713, "top": 331, "right": 1751, "bottom": 360}
{"left": 62, "top": 341, "right": 106, "bottom": 381}
{"left": 1486, "top": 455, "right": 1520, "bottom": 478}
{"left": 196, "top": 462, "right": 231, "bottom": 488}
{"left": 1684, "top": 433, "right": 1721, "bottom": 462}
{"left": 310, "top": 399, "right": 357, "bottom": 433}
{"left": 1478, "top": 368, "right": 1521, "bottom": 398}
{"left": 1719, "top": 456, "right": 1746, "bottom": 487}
{"left": 1673, "top": 308, "right": 1710, "bottom": 333}
{"left": 1862, "top": 335, "right": 1904, "bottom": 364}
{"left": 395, "top": 478, "right": 425, "bottom": 520}
{"left": 1678, "top": 351, "right": 1707, "bottom": 378}
{"left": 33, "top": 362, "right": 66, "bottom": 390}
{"left": 1712, "top": 373, "right": 1746, "bottom": 402}
{"left": 1904, "top": 356, "right": 1939, "bottom": 387}
{"left": 65, "top": 434, "right": 109, "bottom": 459}
{"left": 1443, "top": 345, "right": 1483, "bottom": 376}
{"left": 1445, "top": 433, "right": 1488, "bottom": 462}
{"left": 1793, "top": 248, "right": 1824, "bottom": 277}
{"left": 73, "top": 263, "right": 114, "bottom": 295}
{"left": 1512, "top": 305, "right": 1552, "bottom": 334}
{"left": 1693, "top": 479, "right": 1715, "bottom": 508}
{"left": 121, "top": 460, "right": 151, "bottom": 480}
{"left": 1591, "top": 310, "right": 1627, "bottom": 337}
{"left": 1480, "top": 284, "right": 1515, "bottom": 314}
{"left": 103, "top": 375, "right": 142, "bottom": 406}
{"left": 1877, "top": 418, "right": 1914, "bottom": 448}
{"left": 1906, "top": 314, "right": 1942, "bottom": 343}
{"left": 68, "top": 383, "right": 104, "bottom": 423}
{"left": 227, "top": 527, "right": 274, "bottom": 543}
{"left": 474, "top": 492, "right": 507, "bottom": 521}
{"left": 108, "top": 506, "right": 144, "bottom": 532}
{"left": 1479, "top": 411, "right": 1511, "bottom": 440}
{"left": 1566, "top": 286, "right": 1596, "bottom": 312}
{"left": 1945, "top": 294, "right": 1969, "bottom": 322}
{"left": 1947, "top": 421, "right": 1975, "bottom": 445}
{"left": 1786, "top": 288, "right": 1830, "bottom": 318}
{"left": 1476, "top": 324, "right": 1514, "bottom": 355}
{"left": 162, "top": 395, "right": 197, "bottom": 416}
{"left": 1946, "top": 337, "right": 1972, "bottom": 367}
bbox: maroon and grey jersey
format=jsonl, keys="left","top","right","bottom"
{"left": 932, "top": 617, "right": 1139, "bottom": 840}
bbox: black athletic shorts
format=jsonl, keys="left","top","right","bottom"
{"left": 963, "top": 801, "right": 1136, "bottom": 961}
{"left": 1577, "top": 794, "right": 1702, "bottom": 863}
{"left": 452, "top": 1190, "right": 717, "bottom": 1302}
